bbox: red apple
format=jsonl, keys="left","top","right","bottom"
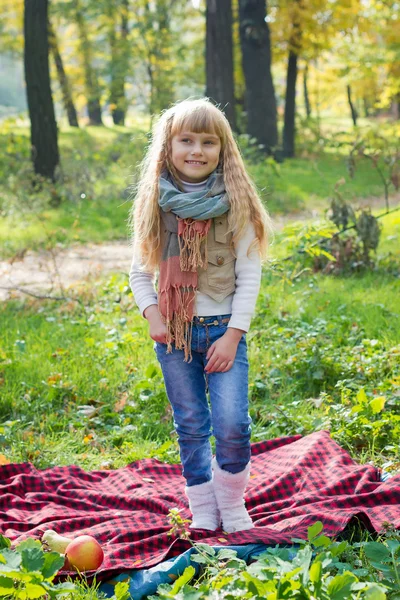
{"left": 65, "top": 535, "right": 104, "bottom": 572}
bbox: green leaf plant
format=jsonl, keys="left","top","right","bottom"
{"left": 153, "top": 519, "right": 396, "bottom": 599}
{"left": 0, "top": 537, "right": 76, "bottom": 598}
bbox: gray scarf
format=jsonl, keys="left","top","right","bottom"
{"left": 158, "top": 170, "right": 230, "bottom": 219}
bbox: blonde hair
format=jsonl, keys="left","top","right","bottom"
{"left": 129, "top": 97, "right": 274, "bottom": 273}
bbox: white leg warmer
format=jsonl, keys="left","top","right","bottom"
{"left": 185, "top": 479, "right": 221, "bottom": 531}
{"left": 212, "top": 457, "right": 254, "bottom": 533}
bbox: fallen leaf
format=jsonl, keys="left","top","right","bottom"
{"left": 100, "top": 461, "right": 114, "bottom": 470}
{"left": 114, "top": 392, "right": 129, "bottom": 412}
{"left": 47, "top": 373, "right": 62, "bottom": 384}
{"left": 78, "top": 405, "right": 101, "bottom": 419}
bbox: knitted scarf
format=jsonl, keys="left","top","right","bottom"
{"left": 158, "top": 171, "right": 230, "bottom": 362}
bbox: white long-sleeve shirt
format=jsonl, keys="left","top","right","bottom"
{"left": 129, "top": 179, "right": 262, "bottom": 332}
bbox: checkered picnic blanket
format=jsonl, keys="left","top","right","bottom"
{"left": 1, "top": 430, "right": 399, "bottom": 580}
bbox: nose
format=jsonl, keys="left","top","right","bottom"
{"left": 190, "top": 143, "right": 203, "bottom": 155}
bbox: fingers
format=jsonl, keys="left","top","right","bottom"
{"left": 152, "top": 336, "right": 170, "bottom": 344}
{"left": 205, "top": 346, "right": 219, "bottom": 371}
{"left": 206, "top": 360, "right": 233, "bottom": 373}
{"left": 220, "top": 361, "right": 233, "bottom": 373}
{"left": 206, "top": 345, "right": 215, "bottom": 361}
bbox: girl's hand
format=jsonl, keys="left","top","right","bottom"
{"left": 205, "top": 331, "right": 242, "bottom": 373}
{"left": 145, "top": 305, "right": 169, "bottom": 343}
{"left": 149, "top": 319, "right": 169, "bottom": 344}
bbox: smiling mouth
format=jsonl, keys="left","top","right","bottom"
{"left": 185, "top": 160, "right": 207, "bottom": 165}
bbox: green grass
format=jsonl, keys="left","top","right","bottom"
{"left": 0, "top": 200, "right": 131, "bottom": 255}
{"left": 253, "top": 153, "right": 387, "bottom": 213}
{"left": 0, "top": 275, "right": 178, "bottom": 470}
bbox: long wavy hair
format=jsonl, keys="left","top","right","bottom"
{"left": 129, "top": 98, "right": 274, "bottom": 273}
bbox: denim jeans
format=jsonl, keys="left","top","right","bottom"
{"left": 154, "top": 314, "right": 252, "bottom": 487}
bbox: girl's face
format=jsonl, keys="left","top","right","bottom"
{"left": 170, "top": 130, "right": 221, "bottom": 183}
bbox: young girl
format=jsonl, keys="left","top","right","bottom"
{"left": 129, "top": 98, "right": 272, "bottom": 533}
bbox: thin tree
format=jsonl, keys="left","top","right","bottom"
{"left": 133, "top": 0, "right": 182, "bottom": 121}
{"left": 303, "top": 63, "right": 311, "bottom": 118}
{"left": 283, "top": 1, "right": 302, "bottom": 158}
{"left": 347, "top": 84, "right": 358, "bottom": 126}
{"left": 206, "top": 0, "right": 236, "bottom": 129}
{"left": 238, "top": 0, "right": 278, "bottom": 153}
{"left": 48, "top": 20, "right": 79, "bottom": 127}
{"left": 24, "top": 0, "right": 59, "bottom": 180}
{"left": 108, "top": 0, "right": 129, "bottom": 125}
{"left": 73, "top": 0, "right": 103, "bottom": 125}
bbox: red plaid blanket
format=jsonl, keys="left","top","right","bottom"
{"left": 1, "top": 431, "right": 399, "bottom": 580}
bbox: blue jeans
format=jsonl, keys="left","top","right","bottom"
{"left": 154, "top": 314, "right": 252, "bottom": 487}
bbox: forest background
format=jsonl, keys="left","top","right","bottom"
{"left": 0, "top": 1, "right": 400, "bottom": 598}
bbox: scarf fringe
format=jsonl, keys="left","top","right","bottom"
{"left": 158, "top": 217, "right": 215, "bottom": 363}
{"left": 178, "top": 219, "right": 209, "bottom": 272}
{"left": 160, "top": 285, "right": 196, "bottom": 362}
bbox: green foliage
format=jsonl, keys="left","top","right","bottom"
{"left": 278, "top": 218, "right": 338, "bottom": 276}
{"left": 151, "top": 521, "right": 399, "bottom": 599}
{"left": 236, "top": 133, "right": 281, "bottom": 164}
{"left": 361, "top": 535, "right": 400, "bottom": 593}
{"left": 346, "top": 130, "right": 400, "bottom": 211}
{"left": 0, "top": 536, "right": 130, "bottom": 599}
{"left": 277, "top": 143, "right": 399, "bottom": 275}
{"left": 167, "top": 509, "right": 191, "bottom": 541}
{"left": 131, "top": 0, "right": 200, "bottom": 116}
{"left": 0, "top": 538, "right": 76, "bottom": 598}
{"left": 318, "top": 194, "right": 383, "bottom": 273}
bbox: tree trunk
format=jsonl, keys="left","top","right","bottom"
{"left": 74, "top": 0, "right": 103, "bottom": 125}
{"left": 283, "top": 49, "right": 298, "bottom": 158}
{"left": 48, "top": 21, "right": 79, "bottom": 128}
{"left": 238, "top": 0, "right": 277, "bottom": 153}
{"left": 24, "top": 0, "right": 59, "bottom": 180}
{"left": 347, "top": 84, "right": 357, "bottom": 126}
{"left": 206, "top": 0, "right": 236, "bottom": 130}
{"left": 109, "top": 0, "right": 129, "bottom": 125}
{"left": 283, "top": 0, "right": 302, "bottom": 159}
{"left": 363, "top": 97, "right": 370, "bottom": 118}
{"left": 303, "top": 62, "right": 311, "bottom": 118}
{"left": 390, "top": 94, "right": 399, "bottom": 119}
{"left": 141, "top": 1, "right": 174, "bottom": 116}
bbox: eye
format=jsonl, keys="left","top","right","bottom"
{"left": 181, "top": 138, "right": 191, "bottom": 143}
